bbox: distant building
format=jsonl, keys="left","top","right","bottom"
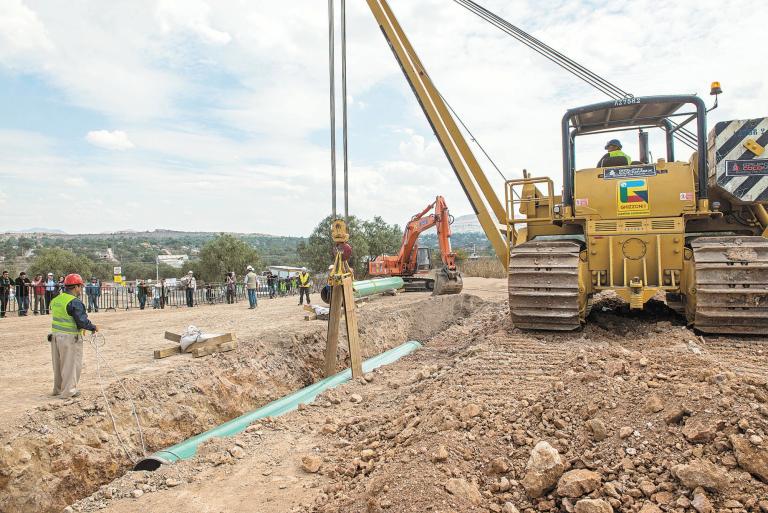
{"left": 157, "top": 255, "right": 189, "bottom": 268}
{"left": 267, "top": 265, "right": 303, "bottom": 278}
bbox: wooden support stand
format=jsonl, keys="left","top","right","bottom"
{"left": 154, "top": 332, "right": 237, "bottom": 359}
{"left": 324, "top": 274, "right": 363, "bottom": 378}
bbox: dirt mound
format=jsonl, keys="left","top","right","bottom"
{"left": 300, "top": 313, "right": 768, "bottom": 512}
{"left": 0, "top": 294, "right": 484, "bottom": 513}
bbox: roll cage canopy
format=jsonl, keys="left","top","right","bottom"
{"left": 561, "top": 95, "right": 708, "bottom": 209}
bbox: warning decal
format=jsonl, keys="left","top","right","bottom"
{"left": 617, "top": 179, "right": 650, "bottom": 217}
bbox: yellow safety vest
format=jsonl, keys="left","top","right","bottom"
{"left": 299, "top": 273, "right": 310, "bottom": 287}
{"left": 608, "top": 150, "right": 631, "bottom": 165}
{"left": 50, "top": 293, "right": 79, "bottom": 334}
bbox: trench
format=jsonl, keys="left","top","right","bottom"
{"left": 0, "top": 294, "right": 486, "bottom": 513}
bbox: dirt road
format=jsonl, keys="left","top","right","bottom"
{"left": 3, "top": 278, "right": 767, "bottom": 512}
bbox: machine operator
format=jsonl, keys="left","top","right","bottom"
{"left": 597, "top": 139, "right": 632, "bottom": 167}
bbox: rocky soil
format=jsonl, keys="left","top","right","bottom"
{"left": 7, "top": 280, "right": 768, "bottom": 513}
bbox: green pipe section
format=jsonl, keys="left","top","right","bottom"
{"left": 134, "top": 340, "right": 422, "bottom": 471}
{"left": 321, "top": 277, "right": 404, "bottom": 304}
{"left": 353, "top": 277, "right": 404, "bottom": 297}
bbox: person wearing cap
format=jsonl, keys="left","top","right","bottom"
{"left": 298, "top": 268, "right": 312, "bottom": 306}
{"left": 597, "top": 139, "right": 632, "bottom": 168}
{"left": 85, "top": 277, "right": 101, "bottom": 313}
{"left": 49, "top": 273, "right": 98, "bottom": 398}
{"left": 184, "top": 271, "right": 196, "bottom": 307}
{"left": 244, "top": 266, "right": 259, "bottom": 309}
{"left": 44, "top": 273, "right": 57, "bottom": 314}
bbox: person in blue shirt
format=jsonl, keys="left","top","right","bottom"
{"left": 85, "top": 277, "right": 101, "bottom": 313}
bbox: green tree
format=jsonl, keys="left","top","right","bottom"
{"left": 29, "top": 248, "right": 93, "bottom": 279}
{"left": 298, "top": 216, "right": 369, "bottom": 275}
{"left": 190, "top": 233, "right": 261, "bottom": 283}
{"left": 362, "top": 216, "right": 402, "bottom": 260}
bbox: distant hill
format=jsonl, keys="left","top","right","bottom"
{"left": 450, "top": 214, "right": 483, "bottom": 233}
{"left": 5, "top": 227, "right": 67, "bottom": 234}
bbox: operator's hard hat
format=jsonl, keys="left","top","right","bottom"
{"left": 605, "top": 139, "right": 622, "bottom": 150}
{"left": 63, "top": 273, "right": 84, "bottom": 286}
{"left": 247, "top": 265, "right": 254, "bottom": 271}
{"left": 188, "top": 270, "right": 194, "bottom": 275}
{"left": 301, "top": 267, "right": 307, "bottom": 272}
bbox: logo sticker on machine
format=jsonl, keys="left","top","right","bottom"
{"left": 725, "top": 159, "right": 768, "bottom": 177}
{"left": 617, "top": 179, "right": 650, "bottom": 217}
{"left": 680, "top": 192, "right": 694, "bottom": 201}
{"left": 603, "top": 165, "right": 657, "bottom": 180}
{"left": 575, "top": 198, "right": 589, "bottom": 207}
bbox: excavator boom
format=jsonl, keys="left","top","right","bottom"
{"left": 369, "top": 196, "right": 463, "bottom": 295}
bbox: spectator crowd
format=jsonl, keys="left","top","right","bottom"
{"left": 0, "top": 266, "right": 316, "bottom": 318}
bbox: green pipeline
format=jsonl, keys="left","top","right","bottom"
{"left": 134, "top": 340, "right": 422, "bottom": 471}
{"left": 321, "top": 277, "right": 404, "bottom": 304}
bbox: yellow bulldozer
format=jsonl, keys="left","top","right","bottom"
{"left": 365, "top": 0, "right": 768, "bottom": 334}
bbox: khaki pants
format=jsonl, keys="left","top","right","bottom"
{"left": 51, "top": 333, "right": 83, "bottom": 398}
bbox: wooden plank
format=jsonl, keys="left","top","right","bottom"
{"left": 183, "top": 333, "right": 236, "bottom": 353}
{"left": 342, "top": 275, "right": 363, "bottom": 378}
{"left": 304, "top": 313, "right": 318, "bottom": 321}
{"left": 154, "top": 346, "right": 182, "bottom": 359}
{"left": 192, "top": 340, "right": 237, "bottom": 358}
{"left": 164, "top": 331, "right": 182, "bottom": 343}
{"left": 324, "top": 284, "right": 343, "bottom": 377}
{"left": 302, "top": 305, "right": 315, "bottom": 313}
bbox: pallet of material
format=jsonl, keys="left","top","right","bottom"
{"left": 154, "top": 332, "right": 237, "bottom": 359}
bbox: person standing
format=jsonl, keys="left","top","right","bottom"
{"left": 33, "top": 274, "right": 45, "bottom": 314}
{"left": 49, "top": 274, "right": 98, "bottom": 399}
{"left": 44, "top": 273, "right": 57, "bottom": 314}
{"left": 137, "top": 280, "right": 148, "bottom": 310}
{"left": 298, "top": 268, "right": 312, "bottom": 306}
{"left": 266, "top": 272, "right": 276, "bottom": 299}
{"left": 184, "top": 271, "right": 196, "bottom": 307}
{"left": 15, "top": 271, "right": 31, "bottom": 316}
{"left": 0, "top": 270, "right": 11, "bottom": 318}
{"left": 85, "top": 277, "right": 101, "bottom": 313}
{"left": 225, "top": 272, "right": 236, "bottom": 304}
{"left": 244, "top": 266, "right": 258, "bottom": 309}
{"left": 153, "top": 280, "right": 162, "bottom": 309}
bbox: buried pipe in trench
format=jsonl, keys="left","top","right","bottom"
{"left": 134, "top": 340, "right": 422, "bottom": 471}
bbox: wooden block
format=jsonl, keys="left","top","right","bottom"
{"left": 164, "top": 331, "right": 182, "bottom": 343}
{"left": 304, "top": 314, "right": 318, "bottom": 321}
{"left": 302, "top": 305, "right": 314, "bottom": 313}
{"left": 192, "top": 340, "right": 238, "bottom": 358}
{"left": 342, "top": 275, "right": 363, "bottom": 379}
{"left": 154, "top": 346, "right": 182, "bottom": 359}
{"left": 324, "top": 284, "right": 343, "bottom": 377}
{"left": 184, "top": 333, "right": 236, "bottom": 353}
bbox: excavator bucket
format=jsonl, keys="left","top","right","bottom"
{"left": 432, "top": 268, "right": 463, "bottom": 296}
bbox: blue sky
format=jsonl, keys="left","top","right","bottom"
{"left": 0, "top": 0, "right": 765, "bottom": 235}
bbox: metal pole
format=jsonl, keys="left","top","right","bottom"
{"left": 341, "top": 0, "right": 349, "bottom": 220}
{"left": 328, "top": 0, "right": 337, "bottom": 219}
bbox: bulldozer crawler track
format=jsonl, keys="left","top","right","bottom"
{"left": 692, "top": 236, "right": 768, "bottom": 335}
{"left": 508, "top": 241, "right": 582, "bottom": 331}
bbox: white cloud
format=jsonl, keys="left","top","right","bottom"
{"left": 156, "top": 0, "right": 232, "bottom": 46}
{"left": 63, "top": 177, "right": 87, "bottom": 187}
{"left": 0, "top": 0, "right": 54, "bottom": 64}
{"left": 85, "top": 130, "right": 135, "bottom": 151}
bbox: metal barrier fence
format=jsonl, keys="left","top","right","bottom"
{"left": 0, "top": 280, "right": 324, "bottom": 315}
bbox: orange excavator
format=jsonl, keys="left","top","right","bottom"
{"left": 368, "top": 196, "right": 464, "bottom": 295}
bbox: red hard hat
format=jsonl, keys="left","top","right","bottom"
{"left": 63, "top": 273, "right": 84, "bottom": 286}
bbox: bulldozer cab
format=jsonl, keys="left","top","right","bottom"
{"left": 561, "top": 95, "right": 709, "bottom": 215}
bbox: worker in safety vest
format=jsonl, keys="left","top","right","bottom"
{"left": 597, "top": 139, "right": 632, "bottom": 168}
{"left": 298, "top": 268, "right": 311, "bottom": 306}
{"left": 49, "top": 273, "right": 98, "bottom": 399}
{"left": 244, "top": 265, "right": 259, "bottom": 309}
